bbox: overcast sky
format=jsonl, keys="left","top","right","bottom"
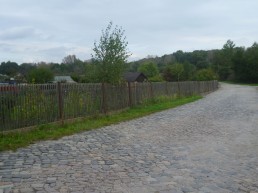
{"left": 1, "top": 0, "right": 258, "bottom": 64}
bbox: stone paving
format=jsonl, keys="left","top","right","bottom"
{"left": 1, "top": 83, "right": 258, "bottom": 193}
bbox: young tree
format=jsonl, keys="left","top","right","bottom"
{"left": 163, "top": 63, "right": 184, "bottom": 82}
{"left": 92, "top": 22, "right": 131, "bottom": 84}
{"left": 171, "top": 63, "right": 184, "bottom": 81}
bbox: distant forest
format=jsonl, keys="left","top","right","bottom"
{"left": 0, "top": 40, "right": 258, "bottom": 83}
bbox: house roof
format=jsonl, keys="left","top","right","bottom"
{"left": 53, "top": 76, "right": 76, "bottom": 83}
{"left": 124, "top": 72, "right": 147, "bottom": 82}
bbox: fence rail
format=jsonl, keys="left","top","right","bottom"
{"left": 0, "top": 81, "right": 218, "bottom": 131}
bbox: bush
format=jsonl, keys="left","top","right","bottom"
{"left": 194, "top": 69, "right": 218, "bottom": 81}
{"left": 149, "top": 74, "right": 164, "bottom": 82}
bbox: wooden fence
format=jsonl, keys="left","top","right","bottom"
{"left": 0, "top": 81, "right": 218, "bottom": 131}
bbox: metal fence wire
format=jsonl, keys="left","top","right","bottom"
{"left": 0, "top": 81, "right": 218, "bottom": 131}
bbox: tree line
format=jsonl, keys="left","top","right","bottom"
{"left": 0, "top": 23, "right": 257, "bottom": 84}
{"left": 128, "top": 40, "right": 258, "bottom": 83}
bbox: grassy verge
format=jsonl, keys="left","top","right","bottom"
{"left": 0, "top": 95, "right": 202, "bottom": 152}
{"left": 221, "top": 81, "right": 258, "bottom": 86}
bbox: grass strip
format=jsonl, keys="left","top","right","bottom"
{"left": 0, "top": 95, "right": 202, "bottom": 152}
{"left": 221, "top": 81, "right": 258, "bottom": 86}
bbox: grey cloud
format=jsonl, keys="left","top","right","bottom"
{"left": 0, "top": 26, "right": 48, "bottom": 40}
{"left": 1, "top": 0, "right": 258, "bottom": 63}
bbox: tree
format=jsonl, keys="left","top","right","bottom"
{"left": 0, "top": 61, "right": 19, "bottom": 76}
{"left": 223, "top": 39, "right": 235, "bottom": 50}
{"left": 171, "top": 63, "right": 184, "bottom": 81}
{"left": 174, "top": 50, "right": 185, "bottom": 63}
{"left": 137, "top": 62, "right": 163, "bottom": 82}
{"left": 232, "top": 47, "right": 246, "bottom": 82}
{"left": 27, "top": 67, "right": 54, "bottom": 84}
{"left": 138, "top": 62, "right": 159, "bottom": 78}
{"left": 163, "top": 63, "right": 184, "bottom": 82}
{"left": 62, "top": 55, "right": 77, "bottom": 64}
{"left": 19, "top": 63, "right": 36, "bottom": 77}
{"left": 182, "top": 62, "right": 196, "bottom": 80}
{"left": 194, "top": 69, "right": 217, "bottom": 81}
{"left": 215, "top": 39, "right": 235, "bottom": 80}
{"left": 240, "top": 42, "right": 258, "bottom": 82}
{"left": 92, "top": 22, "right": 131, "bottom": 84}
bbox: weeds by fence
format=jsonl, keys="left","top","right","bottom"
{"left": 0, "top": 81, "right": 218, "bottom": 131}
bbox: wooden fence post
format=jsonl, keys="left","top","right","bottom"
{"left": 101, "top": 83, "right": 107, "bottom": 114}
{"left": 57, "top": 82, "right": 64, "bottom": 125}
{"left": 150, "top": 82, "right": 154, "bottom": 99}
{"left": 197, "top": 81, "right": 200, "bottom": 94}
{"left": 128, "top": 82, "right": 132, "bottom": 107}
{"left": 166, "top": 82, "right": 169, "bottom": 96}
{"left": 177, "top": 81, "right": 181, "bottom": 97}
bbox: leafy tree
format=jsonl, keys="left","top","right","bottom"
{"left": 190, "top": 50, "right": 208, "bottom": 68}
{"left": 83, "top": 63, "right": 98, "bottom": 83}
{"left": 174, "top": 50, "right": 185, "bottom": 63}
{"left": 19, "top": 63, "right": 36, "bottom": 78}
{"left": 246, "top": 42, "right": 258, "bottom": 82}
{"left": 127, "top": 61, "right": 141, "bottom": 72}
{"left": 163, "top": 63, "right": 184, "bottom": 82}
{"left": 236, "top": 42, "right": 258, "bottom": 82}
{"left": 171, "top": 63, "right": 184, "bottom": 81}
{"left": 232, "top": 47, "right": 246, "bottom": 82}
{"left": 138, "top": 62, "right": 159, "bottom": 78}
{"left": 62, "top": 55, "right": 77, "bottom": 64}
{"left": 214, "top": 40, "right": 235, "bottom": 80}
{"left": 92, "top": 22, "right": 131, "bottom": 84}
{"left": 163, "top": 65, "right": 173, "bottom": 82}
{"left": 27, "top": 67, "right": 54, "bottom": 84}
{"left": 223, "top": 39, "right": 235, "bottom": 50}
{"left": 60, "top": 55, "right": 80, "bottom": 74}
{"left": 194, "top": 69, "right": 217, "bottom": 81}
{"left": 0, "top": 61, "right": 19, "bottom": 76}
{"left": 182, "top": 62, "right": 196, "bottom": 80}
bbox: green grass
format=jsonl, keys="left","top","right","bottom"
{"left": 0, "top": 95, "right": 202, "bottom": 152}
{"left": 221, "top": 81, "right": 258, "bottom": 86}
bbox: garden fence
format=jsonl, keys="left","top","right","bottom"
{"left": 0, "top": 81, "right": 218, "bottom": 131}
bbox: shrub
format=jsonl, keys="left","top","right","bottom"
{"left": 194, "top": 69, "right": 218, "bottom": 81}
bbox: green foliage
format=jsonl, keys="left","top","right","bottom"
{"left": 223, "top": 39, "right": 235, "bottom": 50}
{"left": 10, "top": 91, "right": 58, "bottom": 125}
{"left": 213, "top": 39, "right": 235, "bottom": 80}
{"left": 2, "top": 38, "right": 258, "bottom": 84}
{"left": 63, "top": 90, "right": 101, "bottom": 117}
{"left": 138, "top": 62, "right": 159, "bottom": 78}
{"left": 0, "top": 61, "right": 19, "bottom": 76}
{"left": 92, "top": 22, "right": 131, "bottom": 84}
{"left": 148, "top": 74, "right": 164, "bottom": 82}
{"left": 27, "top": 67, "right": 54, "bottom": 83}
{"left": 19, "top": 63, "right": 36, "bottom": 81}
{"left": 233, "top": 43, "right": 258, "bottom": 82}
{"left": 194, "top": 69, "right": 217, "bottom": 81}
{"left": 163, "top": 63, "right": 184, "bottom": 82}
{"left": 182, "top": 62, "right": 196, "bottom": 80}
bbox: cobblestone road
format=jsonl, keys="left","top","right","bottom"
{"left": 1, "top": 83, "right": 258, "bottom": 193}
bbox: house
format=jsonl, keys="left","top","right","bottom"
{"left": 52, "top": 76, "right": 76, "bottom": 83}
{"left": 124, "top": 72, "right": 148, "bottom": 83}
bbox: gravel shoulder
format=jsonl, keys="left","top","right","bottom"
{"left": 1, "top": 83, "right": 258, "bottom": 193}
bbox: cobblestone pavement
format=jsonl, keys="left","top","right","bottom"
{"left": 1, "top": 83, "right": 258, "bottom": 193}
